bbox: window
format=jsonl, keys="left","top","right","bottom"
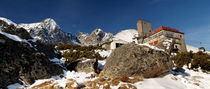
{"left": 158, "top": 32, "right": 163, "bottom": 36}
{"left": 116, "top": 43, "right": 123, "bottom": 48}
{"left": 166, "top": 32, "right": 174, "bottom": 37}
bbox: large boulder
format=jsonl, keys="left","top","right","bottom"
{"left": 102, "top": 43, "right": 173, "bottom": 78}
{"left": 67, "top": 59, "right": 98, "bottom": 73}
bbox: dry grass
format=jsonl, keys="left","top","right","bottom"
{"left": 171, "top": 77, "right": 178, "bottom": 80}
{"left": 193, "top": 83, "right": 200, "bottom": 86}
{"left": 118, "top": 84, "right": 137, "bottom": 89}
{"left": 66, "top": 81, "right": 77, "bottom": 89}
{"left": 31, "top": 81, "right": 53, "bottom": 89}
{"left": 30, "top": 72, "right": 143, "bottom": 89}
{"left": 111, "top": 77, "right": 121, "bottom": 86}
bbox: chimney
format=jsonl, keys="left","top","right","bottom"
{"left": 137, "top": 19, "right": 152, "bottom": 43}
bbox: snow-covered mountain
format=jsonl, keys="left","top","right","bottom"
{"left": 18, "top": 18, "right": 78, "bottom": 44}
{"left": 113, "top": 29, "right": 138, "bottom": 42}
{"left": 77, "top": 29, "right": 113, "bottom": 46}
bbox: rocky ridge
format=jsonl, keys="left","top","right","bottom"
{"left": 18, "top": 18, "right": 78, "bottom": 44}
{"left": 77, "top": 29, "right": 113, "bottom": 46}
{"left": 0, "top": 17, "right": 78, "bottom": 44}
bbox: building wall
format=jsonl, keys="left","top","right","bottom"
{"left": 110, "top": 40, "right": 128, "bottom": 50}
{"left": 164, "top": 30, "right": 187, "bottom": 52}
{"left": 144, "top": 30, "right": 187, "bottom": 52}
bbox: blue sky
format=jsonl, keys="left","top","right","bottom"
{"left": 0, "top": 0, "right": 210, "bottom": 50}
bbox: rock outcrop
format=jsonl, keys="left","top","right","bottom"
{"left": 67, "top": 59, "right": 98, "bottom": 73}
{"left": 77, "top": 29, "right": 113, "bottom": 46}
{"left": 0, "top": 23, "right": 63, "bottom": 88}
{"left": 102, "top": 43, "right": 173, "bottom": 78}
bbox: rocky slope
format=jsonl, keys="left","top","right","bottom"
{"left": 0, "top": 20, "right": 63, "bottom": 88}
{"left": 77, "top": 29, "right": 113, "bottom": 46}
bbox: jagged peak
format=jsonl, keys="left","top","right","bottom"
{"left": 0, "top": 17, "right": 17, "bottom": 27}
{"left": 43, "top": 18, "right": 56, "bottom": 24}
{"left": 91, "top": 28, "right": 104, "bottom": 35}
{"left": 18, "top": 18, "right": 59, "bottom": 30}
{"left": 42, "top": 18, "right": 58, "bottom": 30}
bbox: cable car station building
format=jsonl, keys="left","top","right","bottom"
{"left": 137, "top": 19, "right": 187, "bottom": 52}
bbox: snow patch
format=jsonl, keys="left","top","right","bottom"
{"left": 7, "top": 83, "right": 24, "bottom": 89}
{"left": 0, "top": 29, "right": 32, "bottom": 47}
{"left": 138, "top": 43, "right": 165, "bottom": 51}
{"left": 50, "top": 58, "right": 65, "bottom": 65}
{"left": 163, "top": 38, "right": 173, "bottom": 50}
{"left": 95, "top": 50, "right": 112, "bottom": 57}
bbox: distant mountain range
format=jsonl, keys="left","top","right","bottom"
{"left": 0, "top": 17, "right": 79, "bottom": 44}
{"left": 0, "top": 17, "right": 115, "bottom": 45}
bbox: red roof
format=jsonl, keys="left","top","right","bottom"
{"left": 154, "top": 26, "right": 179, "bottom": 33}
{"left": 146, "top": 26, "right": 181, "bottom": 37}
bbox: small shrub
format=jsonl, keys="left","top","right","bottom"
{"left": 171, "top": 51, "right": 193, "bottom": 68}
{"left": 172, "top": 51, "right": 210, "bottom": 71}
{"left": 56, "top": 44, "right": 105, "bottom": 64}
{"left": 191, "top": 51, "right": 210, "bottom": 70}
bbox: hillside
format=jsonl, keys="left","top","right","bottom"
{"left": 7, "top": 46, "right": 210, "bottom": 89}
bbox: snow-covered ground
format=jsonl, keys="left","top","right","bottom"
{"left": 8, "top": 60, "right": 210, "bottom": 89}
{"left": 5, "top": 42, "right": 210, "bottom": 89}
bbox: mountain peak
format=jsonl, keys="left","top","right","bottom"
{"left": 91, "top": 28, "right": 104, "bottom": 35}
{"left": 42, "top": 18, "right": 58, "bottom": 30}
{"left": 17, "top": 18, "right": 77, "bottom": 44}
{"left": 43, "top": 18, "right": 56, "bottom": 24}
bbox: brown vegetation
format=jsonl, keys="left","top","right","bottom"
{"left": 56, "top": 44, "right": 105, "bottom": 63}
{"left": 171, "top": 51, "right": 210, "bottom": 71}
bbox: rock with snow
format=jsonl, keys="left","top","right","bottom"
{"left": 0, "top": 17, "right": 32, "bottom": 40}
{"left": 103, "top": 43, "right": 173, "bottom": 78}
{"left": 0, "top": 17, "right": 17, "bottom": 27}
{"left": 77, "top": 29, "right": 113, "bottom": 46}
{"left": 0, "top": 27, "right": 63, "bottom": 88}
{"left": 18, "top": 18, "right": 78, "bottom": 44}
{"left": 67, "top": 59, "right": 98, "bottom": 73}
